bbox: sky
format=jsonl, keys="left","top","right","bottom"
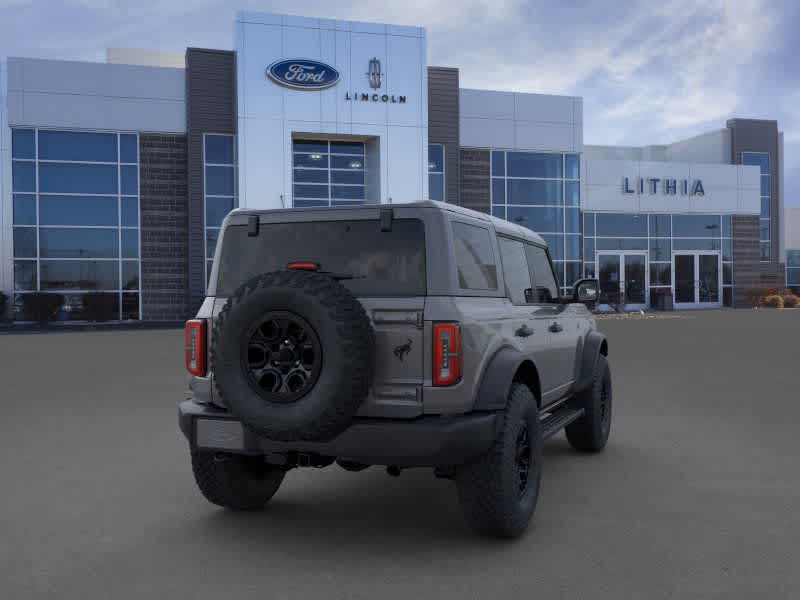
{"left": 1, "top": 0, "right": 798, "bottom": 205}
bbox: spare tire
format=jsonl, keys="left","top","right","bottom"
{"left": 211, "top": 270, "right": 375, "bottom": 442}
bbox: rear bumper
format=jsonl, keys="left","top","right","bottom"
{"left": 179, "top": 400, "right": 498, "bottom": 467}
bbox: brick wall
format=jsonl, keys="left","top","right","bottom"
{"left": 139, "top": 134, "right": 189, "bottom": 321}
{"left": 428, "top": 67, "right": 460, "bottom": 205}
{"left": 732, "top": 215, "right": 787, "bottom": 307}
{"left": 460, "top": 149, "right": 490, "bottom": 214}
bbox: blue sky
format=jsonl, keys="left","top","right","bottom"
{"left": 2, "top": 0, "right": 798, "bottom": 205}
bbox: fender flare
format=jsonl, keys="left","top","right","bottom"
{"left": 472, "top": 346, "right": 541, "bottom": 411}
{"left": 574, "top": 331, "right": 608, "bottom": 393}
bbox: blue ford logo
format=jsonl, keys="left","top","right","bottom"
{"left": 267, "top": 59, "right": 340, "bottom": 90}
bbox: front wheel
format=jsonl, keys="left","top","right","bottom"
{"left": 191, "top": 451, "right": 285, "bottom": 510}
{"left": 565, "top": 354, "right": 612, "bottom": 452}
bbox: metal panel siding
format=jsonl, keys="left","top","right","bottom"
{"left": 427, "top": 67, "right": 460, "bottom": 205}
{"left": 186, "top": 48, "right": 237, "bottom": 313}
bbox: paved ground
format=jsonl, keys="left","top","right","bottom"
{"left": 1, "top": 309, "right": 799, "bottom": 599}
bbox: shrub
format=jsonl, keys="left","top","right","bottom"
{"left": 82, "top": 292, "right": 118, "bottom": 322}
{"left": 21, "top": 293, "right": 64, "bottom": 324}
{"left": 762, "top": 295, "right": 784, "bottom": 309}
{"left": 782, "top": 294, "right": 799, "bottom": 308}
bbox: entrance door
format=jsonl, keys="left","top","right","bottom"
{"left": 672, "top": 252, "right": 721, "bottom": 309}
{"left": 596, "top": 252, "right": 648, "bottom": 310}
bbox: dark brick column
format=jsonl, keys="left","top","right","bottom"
{"left": 732, "top": 215, "right": 760, "bottom": 307}
{"left": 459, "top": 149, "right": 490, "bottom": 214}
{"left": 428, "top": 67, "right": 460, "bottom": 205}
{"left": 139, "top": 134, "right": 189, "bottom": 321}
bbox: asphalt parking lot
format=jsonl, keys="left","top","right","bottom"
{"left": 1, "top": 309, "right": 799, "bottom": 599}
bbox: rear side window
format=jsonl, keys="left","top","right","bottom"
{"left": 525, "top": 244, "right": 559, "bottom": 303}
{"left": 498, "top": 237, "right": 532, "bottom": 304}
{"left": 452, "top": 222, "right": 498, "bottom": 290}
{"left": 216, "top": 219, "right": 426, "bottom": 296}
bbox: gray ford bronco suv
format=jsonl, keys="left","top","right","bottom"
{"left": 179, "top": 200, "right": 611, "bottom": 538}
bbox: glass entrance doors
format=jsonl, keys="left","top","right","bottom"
{"left": 596, "top": 252, "right": 647, "bottom": 310}
{"left": 672, "top": 252, "right": 721, "bottom": 309}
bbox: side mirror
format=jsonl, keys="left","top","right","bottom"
{"left": 573, "top": 279, "right": 599, "bottom": 307}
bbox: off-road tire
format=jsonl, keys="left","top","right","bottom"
{"left": 565, "top": 354, "right": 612, "bottom": 452}
{"left": 455, "top": 382, "right": 541, "bottom": 538}
{"left": 212, "top": 271, "right": 374, "bottom": 442}
{"left": 191, "top": 451, "right": 285, "bottom": 510}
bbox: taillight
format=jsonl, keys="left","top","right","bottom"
{"left": 287, "top": 262, "right": 319, "bottom": 271}
{"left": 185, "top": 319, "right": 207, "bottom": 376}
{"left": 433, "top": 322, "right": 461, "bottom": 386}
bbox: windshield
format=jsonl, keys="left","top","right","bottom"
{"left": 215, "top": 218, "right": 427, "bottom": 297}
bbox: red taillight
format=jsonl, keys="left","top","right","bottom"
{"left": 185, "top": 319, "right": 207, "bottom": 376}
{"left": 287, "top": 262, "right": 319, "bottom": 271}
{"left": 433, "top": 322, "right": 461, "bottom": 386}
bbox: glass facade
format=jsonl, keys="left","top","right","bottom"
{"left": 11, "top": 128, "right": 141, "bottom": 320}
{"left": 204, "top": 134, "right": 237, "bottom": 285}
{"left": 491, "top": 150, "right": 580, "bottom": 293}
{"left": 291, "top": 140, "right": 365, "bottom": 208}
{"left": 787, "top": 250, "right": 800, "bottom": 288}
{"left": 428, "top": 144, "right": 444, "bottom": 201}
{"left": 742, "top": 152, "right": 770, "bottom": 261}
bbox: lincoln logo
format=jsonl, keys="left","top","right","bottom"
{"left": 367, "top": 57, "right": 382, "bottom": 89}
{"left": 266, "top": 59, "right": 341, "bottom": 90}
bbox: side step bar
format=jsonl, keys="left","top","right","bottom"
{"left": 540, "top": 406, "right": 584, "bottom": 439}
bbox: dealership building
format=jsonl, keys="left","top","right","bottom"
{"left": 0, "top": 10, "right": 794, "bottom": 321}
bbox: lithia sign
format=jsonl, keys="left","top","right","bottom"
{"left": 267, "top": 57, "right": 406, "bottom": 103}
{"left": 623, "top": 177, "right": 705, "bottom": 196}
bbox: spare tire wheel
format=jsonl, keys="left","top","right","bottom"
{"left": 212, "top": 270, "right": 375, "bottom": 442}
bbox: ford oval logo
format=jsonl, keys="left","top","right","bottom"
{"left": 267, "top": 59, "right": 340, "bottom": 90}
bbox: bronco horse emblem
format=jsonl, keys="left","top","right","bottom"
{"left": 393, "top": 338, "right": 413, "bottom": 362}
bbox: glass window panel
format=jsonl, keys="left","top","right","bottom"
{"left": 583, "top": 212, "right": 595, "bottom": 236}
{"left": 40, "top": 228, "right": 118, "bottom": 258}
{"left": 121, "top": 165, "right": 138, "bottom": 195}
{"left": 492, "top": 179, "right": 505, "bottom": 205}
{"left": 565, "top": 235, "right": 580, "bottom": 260}
{"left": 565, "top": 181, "right": 579, "bottom": 206}
{"left": 650, "top": 263, "right": 671, "bottom": 286}
{"left": 595, "top": 213, "right": 647, "bottom": 237}
{"left": 761, "top": 197, "right": 770, "bottom": 218}
{"left": 787, "top": 251, "right": 800, "bottom": 268}
{"left": 498, "top": 237, "right": 532, "bottom": 304}
{"left": 40, "top": 195, "right": 118, "bottom": 226}
{"left": 38, "top": 130, "right": 117, "bottom": 162}
{"left": 206, "top": 197, "right": 234, "bottom": 228}
{"left": 40, "top": 260, "right": 119, "bottom": 290}
{"left": 596, "top": 238, "right": 647, "bottom": 251}
{"left": 565, "top": 154, "right": 580, "bottom": 180}
{"left": 39, "top": 163, "right": 117, "bottom": 194}
{"left": 723, "top": 287, "right": 732, "bottom": 307}
{"left": 507, "top": 206, "right": 563, "bottom": 233}
{"left": 507, "top": 180, "right": 562, "bottom": 205}
{"left": 121, "top": 197, "right": 139, "bottom": 227}
{"left": 121, "top": 229, "right": 139, "bottom": 259}
{"left": 491, "top": 151, "right": 505, "bottom": 177}
{"left": 565, "top": 207, "right": 580, "bottom": 233}
{"left": 293, "top": 168, "right": 328, "bottom": 183}
{"left": 13, "top": 227, "right": 37, "bottom": 258}
{"left": 293, "top": 153, "right": 329, "bottom": 168}
{"left": 673, "top": 238, "right": 721, "bottom": 251}
{"left": 331, "top": 155, "right": 363, "bottom": 170}
{"left": 721, "top": 215, "right": 732, "bottom": 237}
{"left": 14, "top": 261, "right": 37, "bottom": 290}
{"left": 429, "top": 173, "right": 444, "bottom": 201}
{"left": 205, "top": 165, "right": 235, "bottom": 195}
{"left": 540, "top": 235, "right": 563, "bottom": 261}
{"left": 787, "top": 268, "right": 800, "bottom": 285}
{"left": 741, "top": 152, "right": 769, "bottom": 174}
{"left": 12, "top": 129, "right": 35, "bottom": 159}
{"left": 331, "top": 200, "right": 364, "bottom": 206}
{"left": 649, "top": 238, "right": 671, "bottom": 261}
{"left": 760, "top": 242, "right": 770, "bottom": 261}
{"left": 120, "top": 134, "right": 138, "bottom": 163}
{"left": 330, "top": 141, "right": 364, "bottom": 155}
{"left": 12, "top": 161, "right": 35, "bottom": 192}
{"left": 452, "top": 222, "right": 498, "bottom": 290}
{"left": 584, "top": 262, "right": 595, "bottom": 279}
{"left": 491, "top": 206, "right": 506, "bottom": 220}
{"left": 723, "top": 263, "right": 732, "bottom": 285}
{"left": 206, "top": 229, "right": 219, "bottom": 258}
{"left": 428, "top": 144, "right": 444, "bottom": 172}
{"left": 507, "top": 152, "right": 562, "bottom": 178}
{"left": 13, "top": 194, "right": 36, "bottom": 225}
{"left": 122, "top": 261, "right": 139, "bottom": 290}
{"left": 583, "top": 237, "right": 595, "bottom": 262}
{"left": 205, "top": 135, "right": 234, "bottom": 164}
{"left": 760, "top": 175, "right": 770, "bottom": 197}
{"left": 331, "top": 185, "right": 364, "bottom": 200}
{"left": 525, "top": 244, "right": 560, "bottom": 302}
{"left": 333, "top": 170, "right": 365, "bottom": 185}
{"left": 565, "top": 262, "right": 582, "bottom": 287}
{"left": 293, "top": 199, "right": 328, "bottom": 208}
{"left": 759, "top": 219, "right": 770, "bottom": 241}
{"left": 672, "top": 214, "right": 721, "bottom": 237}
{"left": 293, "top": 140, "right": 328, "bottom": 154}
{"left": 122, "top": 293, "right": 140, "bottom": 320}
{"left": 649, "top": 214, "right": 671, "bottom": 237}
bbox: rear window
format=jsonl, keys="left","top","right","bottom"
{"left": 215, "top": 219, "right": 426, "bottom": 296}
{"left": 452, "top": 222, "right": 498, "bottom": 290}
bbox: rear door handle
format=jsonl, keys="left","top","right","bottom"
{"left": 549, "top": 322, "right": 563, "bottom": 333}
{"left": 515, "top": 324, "right": 534, "bottom": 338}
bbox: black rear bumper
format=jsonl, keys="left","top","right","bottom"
{"left": 179, "top": 400, "right": 498, "bottom": 467}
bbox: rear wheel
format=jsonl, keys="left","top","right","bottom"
{"left": 455, "top": 382, "right": 541, "bottom": 538}
{"left": 191, "top": 451, "right": 285, "bottom": 510}
{"left": 565, "top": 354, "right": 612, "bottom": 452}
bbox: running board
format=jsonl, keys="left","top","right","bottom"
{"left": 540, "top": 406, "right": 584, "bottom": 439}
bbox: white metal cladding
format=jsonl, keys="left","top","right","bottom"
{"left": 581, "top": 158, "right": 761, "bottom": 215}
{"left": 6, "top": 58, "right": 185, "bottom": 133}
{"left": 235, "top": 11, "right": 429, "bottom": 209}
{"left": 459, "top": 89, "right": 582, "bottom": 153}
